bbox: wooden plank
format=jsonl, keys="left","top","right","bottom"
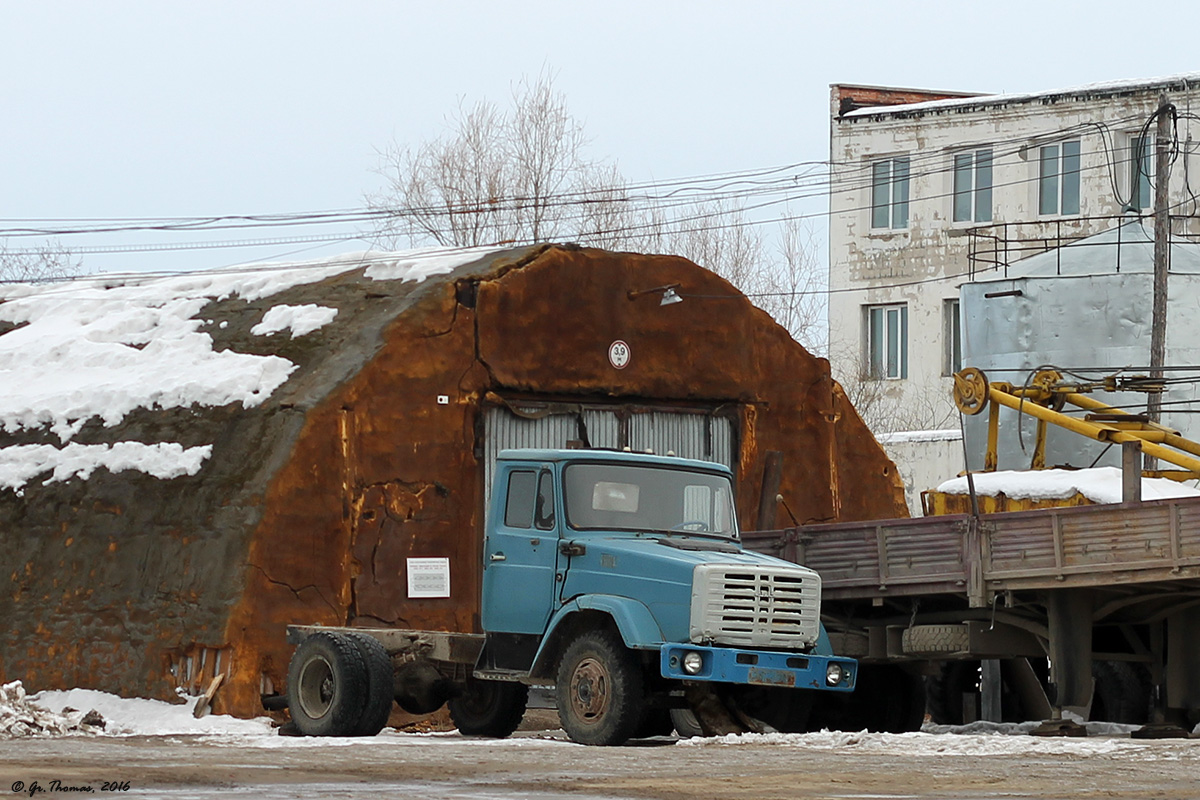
{"left": 192, "top": 673, "right": 224, "bottom": 719}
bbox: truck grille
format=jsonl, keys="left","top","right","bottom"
{"left": 689, "top": 564, "right": 821, "bottom": 649}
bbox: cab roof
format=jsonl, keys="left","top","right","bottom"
{"left": 496, "top": 447, "right": 733, "bottom": 476}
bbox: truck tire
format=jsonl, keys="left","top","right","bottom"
{"left": 286, "top": 631, "right": 368, "bottom": 736}
{"left": 344, "top": 632, "right": 395, "bottom": 736}
{"left": 448, "top": 678, "right": 528, "bottom": 738}
{"left": 669, "top": 707, "right": 705, "bottom": 738}
{"left": 555, "top": 629, "right": 646, "bottom": 745}
{"left": 902, "top": 624, "right": 969, "bottom": 656}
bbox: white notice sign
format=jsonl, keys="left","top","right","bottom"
{"left": 406, "top": 557, "right": 451, "bottom": 598}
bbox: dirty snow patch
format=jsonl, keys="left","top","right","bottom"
{"left": 0, "top": 442, "right": 212, "bottom": 491}
{"left": 1, "top": 681, "right": 106, "bottom": 738}
{"left": 675, "top": 728, "right": 1161, "bottom": 757}
{"left": 936, "top": 467, "right": 1200, "bottom": 504}
{"left": 251, "top": 304, "right": 338, "bottom": 338}
{"left": 32, "top": 687, "right": 274, "bottom": 737}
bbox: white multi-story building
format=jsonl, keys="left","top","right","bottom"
{"left": 827, "top": 74, "right": 1200, "bottom": 512}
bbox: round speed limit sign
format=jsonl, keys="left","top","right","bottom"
{"left": 608, "top": 340, "right": 631, "bottom": 370}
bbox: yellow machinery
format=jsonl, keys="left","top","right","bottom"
{"left": 926, "top": 367, "right": 1200, "bottom": 515}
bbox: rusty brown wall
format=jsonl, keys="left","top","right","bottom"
{"left": 218, "top": 246, "right": 906, "bottom": 716}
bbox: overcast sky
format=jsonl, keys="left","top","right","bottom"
{"left": 4, "top": 0, "right": 1200, "bottom": 274}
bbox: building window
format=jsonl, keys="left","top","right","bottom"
{"left": 866, "top": 304, "right": 908, "bottom": 379}
{"left": 1128, "top": 134, "right": 1153, "bottom": 211}
{"left": 953, "top": 149, "right": 993, "bottom": 223}
{"left": 871, "top": 156, "right": 910, "bottom": 229}
{"left": 943, "top": 299, "right": 962, "bottom": 376}
{"left": 1038, "top": 140, "right": 1081, "bottom": 215}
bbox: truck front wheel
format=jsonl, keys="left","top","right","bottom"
{"left": 448, "top": 678, "right": 528, "bottom": 738}
{"left": 555, "top": 629, "right": 646, "bottom": 745}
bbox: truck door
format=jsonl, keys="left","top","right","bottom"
{"left": 481, "top": 466, "right": 563, "bottom": 635}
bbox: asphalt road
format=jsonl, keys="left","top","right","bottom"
{"left": 3, "top": 723, "right": 1200, "bottom": 800}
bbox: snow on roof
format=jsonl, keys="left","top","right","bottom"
{"left": 876, "top": 428, "right": 962, "bottom": 445}
{"left": 0, "top": 245, "right": 497, "bottom": 491}
{"left": 842, "top": 72, "right": 1200, "bottom": 119}
{"left": 936, "top": 466, "right": 1200, "bottom": 504}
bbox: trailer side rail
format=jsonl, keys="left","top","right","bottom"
{"left": 744, "top": 495, "right": 1200, "bottom": 601}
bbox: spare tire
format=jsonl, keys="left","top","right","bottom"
{"left": 286, "top": 631, "right": 368, "bottom": 737}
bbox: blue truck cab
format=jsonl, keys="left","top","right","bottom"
{"left": 477, "top": 448, "right": 856, "bottom": 744}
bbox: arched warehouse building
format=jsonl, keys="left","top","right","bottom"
{"left": 0, "top": 244, "right": 906, "bottom": 717}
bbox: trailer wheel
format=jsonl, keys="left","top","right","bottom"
{"left": 555, "top": 629, "right": 645, "bottom": 745}
{"left": 344, "top": 632, "right": 395, "bottom": 736}
{"left": 286, "top": 631, "right": 368, "bottom": 736}
{"left": 448, "top": 678, "right": 528, "bottom": 738}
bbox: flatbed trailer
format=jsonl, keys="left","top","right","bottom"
{"left": 744, "top": 495, "right": 1200, "bottom": 729}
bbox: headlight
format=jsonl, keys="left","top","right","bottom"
{"left": 682, "top": 651, "right": 704, "bottom": 675}
{"left": 826, "top": 663, "right": 846, "bottom": 686}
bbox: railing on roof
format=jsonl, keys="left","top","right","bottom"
{"left": 965, "top": 213, "right": 1200, "bottom": 280}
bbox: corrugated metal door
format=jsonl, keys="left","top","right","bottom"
{"left": 483, "top": 402, "right": 737, "bottom": 513}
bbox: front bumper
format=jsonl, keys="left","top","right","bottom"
{"left": 660, "top": 643, "right": 856, "bottom": 692}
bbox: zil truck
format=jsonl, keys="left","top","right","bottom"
{"left": 281, "top": 448, "right": 857, "bottom": 745}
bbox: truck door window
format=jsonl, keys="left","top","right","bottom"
{"left": 504, "top": 470, "right": 537, "bottom": 529}
{"left": 535, "top": 470, "right": 556, "bottom": 530}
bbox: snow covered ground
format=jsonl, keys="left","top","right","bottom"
{"left": 7, "top": 680, "right": 1197, "bottom": 754}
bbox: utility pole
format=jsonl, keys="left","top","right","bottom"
{"left": 1148, "top": 96, "right": 1172, "bottom": 429}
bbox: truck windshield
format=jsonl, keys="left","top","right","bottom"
{"left": 563, "top": 463, "right": 738, "bottom": 538}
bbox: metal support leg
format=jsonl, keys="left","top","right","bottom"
{"left": 980, "top": 659, "right": 1002, "bottom": 722}
{"left": 1032, "top": 589, "right": 1091, "bottom": 736}
{"left": 1047, "top": 589, "right": 1094, "bottom": 712}
{"left": 1167, "top": 612, "right": 1200, "bottom": 722}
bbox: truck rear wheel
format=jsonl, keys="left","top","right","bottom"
{"left": 286, "top": 631, "right": 368, "bottom": 736}
{"left": 448, "top": 678, "right": 528, "bottom": 738}
{"left": 344, "top": 631, "right": 395, "bottom": 736}
{"left": 555, "top": 629, "right": 645, "bottom": 745}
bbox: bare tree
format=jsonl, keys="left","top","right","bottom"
{"left": 0, "top": 239, "right": 84, "bottom": 284}
{"left": 830, "top": 344, "right": 957, "bottom": 435}
{"left": 368, "top": 73, "right": 607, "bottom": 249}
{"left": 366, "top": 74, "right": 827, "bottom": 350}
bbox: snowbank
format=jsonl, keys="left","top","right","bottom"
{"left": 31, "top": 686, "right": 274, "bottom": 737}
{"left": 675, "top": 726, "right": 1170, "bottom": 756}
{"left": 936, "top": 466, "right": 1200, "bottom": 504}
